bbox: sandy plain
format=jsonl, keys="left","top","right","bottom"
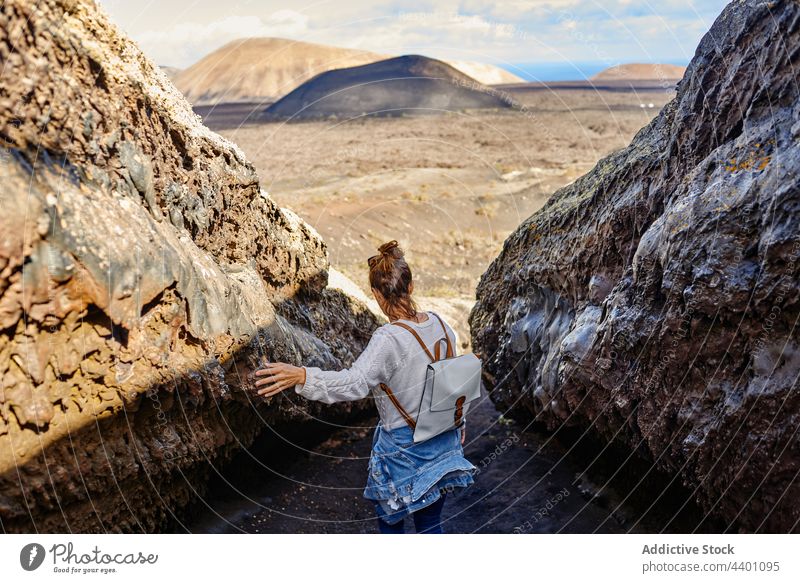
{"left": 203, "top": 85, "right": 675, "bottom": 347}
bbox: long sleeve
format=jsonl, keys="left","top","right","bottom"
{"left": 294, "top": 327, "right": 398, "bottom": 404}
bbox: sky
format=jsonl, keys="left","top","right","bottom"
{"left": 97, "top": 0, "right": 730, "bottom": 81}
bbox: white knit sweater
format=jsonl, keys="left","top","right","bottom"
{"left": 294, "top": 311, "right": 459, "bottom": 430}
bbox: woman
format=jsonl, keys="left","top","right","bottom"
{"left": 253, "top": 240, "right": 476, "bottom": 533}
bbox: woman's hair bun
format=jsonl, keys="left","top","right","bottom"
{"left": 378, "top": 240, "right": 401, "bottom": 257}
{"left": 369, "top": 240, "right": 404, "bottom": 273}
{"left": 368, "top": 239, "right": 418, "bottom": 319}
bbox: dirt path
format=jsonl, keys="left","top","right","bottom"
{"left": 180, "top": 391, "right": 717, "bottom": 534}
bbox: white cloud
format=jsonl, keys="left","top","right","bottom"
{"left": 101, "top": 0, "right": 729, "bottom": 71}
{"left": 135, "top": 11, "right": 309, "bottom": 67}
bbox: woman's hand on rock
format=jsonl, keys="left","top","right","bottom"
{"left": 253, "top": 363, "right": 306, "bottom": 397}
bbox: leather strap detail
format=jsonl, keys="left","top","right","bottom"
{"left": 391, "top": 312, "right": 454, "bottom": 362}
{"left": 379, "top": 383, "right": 416, "bottom": 429}
{"left": 381, "top": 312, "right": 455, "bottom": 432}
{"left": 431, "top": 312, "right": 454, "bottom": 358}
{"left": 391, "top": 321, "right": 435, "bottom": 361}
{"left": 454, "top": 395, "right": 466, "bottom": 427}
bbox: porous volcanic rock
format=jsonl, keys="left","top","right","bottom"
{"left": 0, "top": 0, "right": 381, "bottom": 532}
{"left": 263, "top": 55, "right": 513, "bottom": 120}
{"left": 471, "top": 0, "right": 800, "bottom": 533}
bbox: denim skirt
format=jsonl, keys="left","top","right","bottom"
{"left": 363, "top": 422, "right": 476, "bottom": 525}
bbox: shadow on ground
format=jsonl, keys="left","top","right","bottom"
{"left": 177, "top": 388, "right": 720, "bottom": 534}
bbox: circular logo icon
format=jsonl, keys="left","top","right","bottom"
{"left": 20, "top": 543, "right": 46, "bottom": 571}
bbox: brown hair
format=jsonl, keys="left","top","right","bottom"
{"left": 368, "top": 240, "right": 419, "bottom": 321}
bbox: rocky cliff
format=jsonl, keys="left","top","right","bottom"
{"left": 0, "top": 0, "right": 381, "bottom": 532}
{"left": 471, "top": 0, "right": 800, "bottom": 533}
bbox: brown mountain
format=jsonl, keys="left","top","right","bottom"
{"left": 159, "top": 65, "right": 181, "bottom": 80}
{"left": 174, "top": 37, "right": 384, "bottom": 105}
{"left": 264, "top": 54, "right": 513, "bottom": 120}
{"left": 445, "top": 59, "right": 524, "bottom": 85}
{"left": 591, "top": 62, "right": 686, "bottom": 81}
{"left": 174, "top": 37, "right": 523, "bottom": 105}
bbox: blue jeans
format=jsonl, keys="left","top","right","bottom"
{"left": 377, "top": 493, "right": 447, "bottom": 534}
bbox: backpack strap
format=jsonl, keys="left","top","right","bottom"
{"left": 378, "top": 319, "right": 430, "bottom": 430}
{"left": 379, "top": 383, "right": 416, "bottom": 429}
{"left": 390, "top": 312, "right": 454, "bottom": 361}
{"left": 379, "top": 312, "right": 454, "bottom": 431}
{"left": 430, "top": 312, "right": 454, "bottom": 359}
{"left": 379, "top": 312, "right": 453, "bottom": 430}
{"left": 391, "top": 321, "right": 435, "bottom": 362}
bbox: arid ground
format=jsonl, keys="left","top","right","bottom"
{"left": 202, "top": 85, "right": 674, "bottom": 347}
{"left": 182, "top": 390, "right": 719, "bottom": 533}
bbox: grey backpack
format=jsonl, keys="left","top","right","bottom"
{"left": 379, "top": 313, "right": 482, "bottom": 443}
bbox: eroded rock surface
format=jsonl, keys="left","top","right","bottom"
{"left": 471, "top": 0, "right": 800, "bottom": 533}
{"left": 0, "top": 0, "right": 380, "bottom": 532}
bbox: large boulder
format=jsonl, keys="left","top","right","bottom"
{"left": 471, "top": 0, "right": 800, "bottom": 533}
{"left": 0, "top": 0, "right": 381, "bottom": 532}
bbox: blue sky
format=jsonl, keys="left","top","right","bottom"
{"left": 98, "top": 0, "right": 730, "bottom": 80}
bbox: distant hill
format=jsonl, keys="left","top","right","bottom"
{"left": 173, "top": 37, "right": 524, "bottom": 105}
{"left": 159, "top": 65, "right": 181, "bottom": 80}
{"left": 263, "top": 54, "right": 513, "bottom": 120}
{"left": 445, "top": 60, "right": 523, "bottom": 85}
{"left": 591, "top": 63, "right": 686, "bottom": 81}
{"left": 173, "top": 38, "right": 384, "bottom": 105}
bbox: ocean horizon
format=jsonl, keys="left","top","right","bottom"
{"left": 502, "top": 59, "right": 689, "bottom": 82}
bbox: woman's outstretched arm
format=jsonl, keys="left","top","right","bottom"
{"left": 253, "top": 326, "right": 397, "bottom": 404}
